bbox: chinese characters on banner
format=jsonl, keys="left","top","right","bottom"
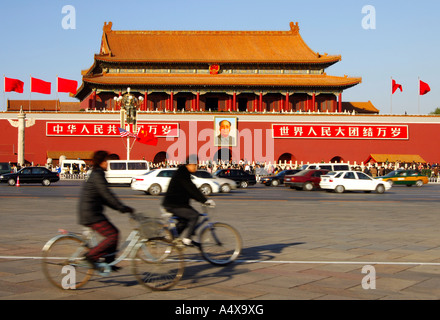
{"left": 272, "top": 124, "right": 409, "bottom": 140}
{"left": 46, "top": 122, "right": 179, "bottom": 137}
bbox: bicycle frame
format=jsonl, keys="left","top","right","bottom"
{"left": 163, "top": 210, "right": 214, "bottom": 241}
{"left": 46, "top": 227, "right": 144, "bottom": 276}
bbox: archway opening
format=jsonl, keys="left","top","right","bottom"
{"left": 277, "top": 152, "right": 294, "bottom": 163}
{"left": 153, "top": 151, "right": 168, "bottom": 164}
{"left": 213, "top": 148, "right": 232, "bottom": 163}
{"left": 330, "top": 156, "right": 344, "bottom": 163}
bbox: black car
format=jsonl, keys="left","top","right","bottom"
{"left": 260, "top": 169, "right": 302, "bottom": 186}
{"left": 213, "top": 169, "right": 256, "bottom": 188}
{"left": 0, "top": 166, "right": 60, "bottom": 186}
{"left": 0, "top": 162, "right": 12, "bottom": 175}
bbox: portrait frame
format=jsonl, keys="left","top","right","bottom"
{"left": 213, "top": 116, "right": 238, "bottom": 147}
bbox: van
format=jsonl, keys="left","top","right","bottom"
{"left": 299, "top": 163, "right": 351, "bottom": 172}
{"left": 105, "top": 160, "right": 150, "bottom": 184}
{"left": 61, "top": 159, "right": 86, "bottom": 174}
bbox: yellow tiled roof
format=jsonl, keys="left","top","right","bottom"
{"left": 97, "top": 21, "right": 341, "bottom": 65}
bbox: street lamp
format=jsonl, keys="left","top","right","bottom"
{"left": 114, "top": 88, "right": 144, "bottom": 160}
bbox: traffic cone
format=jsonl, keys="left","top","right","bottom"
{"left": 16, "top": 176, "right": 20, "bottom": 187}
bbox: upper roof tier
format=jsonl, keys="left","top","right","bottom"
{"left": 97, "top": 21, "right": 342, "bottom": 65}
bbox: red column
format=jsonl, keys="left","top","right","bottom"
{"left": 92, "top": 91, "right": 96, "bottom": 110}
{"left": 259, "top": 92, "right": 263, "bottom": 112}
{"left": 312, "top": 93, "right": 316, "bottom": 112}
{"left": 170, "top": 91, "right": 174, "bottom": 111}
{"left": 196, "top": 92, "right": 200, "bottom": 111}
{"left": 117, "top": 92, "right": 122, "bottom": 110}
{"left": 338, "top": 93, "right": 342, "bottom": 113}
{"left": 144, "top": 91, "right": 148, "bottom": 111}
{"left": 285, "top": 92, "right": 289, "bottom": 112}
{"left": 232, "top": 92, "right": 236, "bottom": 112}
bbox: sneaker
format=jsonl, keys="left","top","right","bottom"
{"left": 111, "top": 265, "right": 122, "bottom": 272}
{"left": 181, "top": 238, "right": 193, "bottom": 246}
{"left": 181, "top": 238, "right": 201, "bottom": 248}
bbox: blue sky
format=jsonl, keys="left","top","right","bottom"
{"left": 1, "top": 0, "right": 439, "bottom": 115}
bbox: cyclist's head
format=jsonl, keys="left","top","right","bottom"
{"left": 184, "top": 154, "right": 198, "bottom": 173}
{"left": 92, "top": 150, "right": 110, "bottom": 170}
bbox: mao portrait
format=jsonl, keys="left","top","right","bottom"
{"left": 214, "top": 117, "right": 237, "bottom": 147}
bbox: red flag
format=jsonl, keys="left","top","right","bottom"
{"left": 31, "top": 77, "right": 51, "bottom": 94}
{"left": 392, "top": 79, "right": 403, "bottom": 94}
{"left": 4, "top": 77, "right": 24, "bottom": 93}
{"left": 419, "top": 80, "right": 431, "bottom": 95}
{"left": 57, "top": 77, "right": 78, "bottom": 94}
{"left": 136, "top": 128, "right": 158, "bottom": 146}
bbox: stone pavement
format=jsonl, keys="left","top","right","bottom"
{"left": 1, "top": 183, "right": 440, "bottom": 301}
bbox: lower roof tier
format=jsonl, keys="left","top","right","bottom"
{"left": 75, "top": 73, "right": 361, "bottom": 100}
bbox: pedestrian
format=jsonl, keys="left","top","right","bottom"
{"left": 370, "top": 165, "right": 377, "bottom": 177}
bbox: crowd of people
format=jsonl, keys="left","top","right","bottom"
{"left": 8, "top": 159, "right": 440, "bottom": 180}
{"left": 144, "top": 159, "right": 440, "bottom": 180}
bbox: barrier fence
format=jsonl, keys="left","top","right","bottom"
{"left": 58, "top": 169, "right": 440, "bottom": 184}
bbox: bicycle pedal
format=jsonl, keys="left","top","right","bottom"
{"left": 173, "top": 239, "right": 186, "bottom": 249}
{"left": 96, "top": 263, "right": 111, "bottom": 276}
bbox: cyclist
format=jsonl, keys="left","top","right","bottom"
{"left": 78, "top": 150, "right": 133, "bottom": 269}
{"left": 162, "top": 155, "right": 215, "bottom": 246}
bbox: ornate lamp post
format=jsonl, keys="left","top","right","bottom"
{"left": 114, "top": 88, "right": 144, "bottom": 160}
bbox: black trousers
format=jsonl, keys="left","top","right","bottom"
{"left": 165, "top": 207, "right": 199, "bottom": 239}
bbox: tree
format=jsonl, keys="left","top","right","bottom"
{"left": 429, "top": 107, "right": 440, "bottom": 115}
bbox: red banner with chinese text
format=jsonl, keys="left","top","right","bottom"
{"left": 46, "top": 122, "right": 179, "bottom": 137}
{"left": 272, "top": 124, "right": 409, "bottom": 140}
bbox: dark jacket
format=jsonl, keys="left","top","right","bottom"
{"left": 162, "top": 165, "right": 207, "bottom": 209}
{"left": 78, "top": 167, "right": 126, "bottom": 225}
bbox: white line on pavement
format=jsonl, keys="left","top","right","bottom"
{"left": 1, "top": 255, "right": 440, "bottom": 266}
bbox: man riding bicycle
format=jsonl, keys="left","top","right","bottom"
{"left": 162, "top": 155, "right": 215, "bottom": 246}
{"left": 78, "top": 151, "right": 134, "bottom": 269}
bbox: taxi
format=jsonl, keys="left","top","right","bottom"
{"left": 376, "top": 170, "right": 429, "bottom": 187}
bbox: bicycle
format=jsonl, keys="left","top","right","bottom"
{"left": 41, "top": 212, "right": 184, "bottom": 291}
{"left": 159, "top": 203, "right": 242, "bottom": 266}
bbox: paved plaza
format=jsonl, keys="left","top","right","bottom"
{"left": 1, "top": 181, "right": 440, "bottom": 301}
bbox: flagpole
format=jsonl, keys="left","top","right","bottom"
{"left": 390, "top": 77, "right": 393, "bottom": 114}
{"left": 418, "top": 77, "right": 420, "bottom": 115}
{"left": 29, "top": 75, "right": 31, "bottom": 112}
{"left": 3, "top": 75, "right": 5, "bottom": 112}
{"left": 56, "top": 76, "right": 58, "bottom": 113}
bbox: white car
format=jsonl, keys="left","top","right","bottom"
{"left": 192, "top": 170, "right": 237, "bottom": 193}
{"left": 131, "top": 168, "right": 220, "bottom": 195}
{"left": 319, "top": 171, "right": 392, "bottom": 194}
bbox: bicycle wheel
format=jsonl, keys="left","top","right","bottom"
{"left": 131, "top": 238, "right": 184, "bottom": 291}
{"left": 199, "top": 222, "right": 242, "bottom": 266}
{"left": 140, "top": 221, "right": 174, "bottom": 261}
{"left": 42, "top": 235, "right": 93, "bottom": 290}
